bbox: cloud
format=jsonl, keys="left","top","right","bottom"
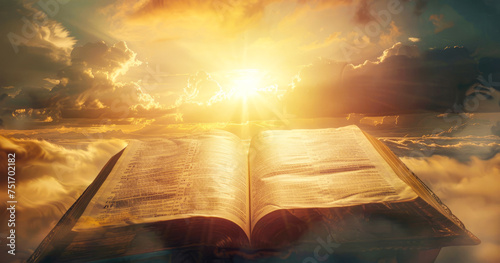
{"left": 492, "top": 121, "right": 500, "bottom": 136}
{"left": 401, "top": 154, "right": 500, "bottom": 263}
{"left": 413, "top": 0, "right": 429, "bottom": 16}
{"left": 1, "top": 41, "right": 171, "bottom": 129}
{"left": 353, "top": 0, "right": 372, "bottom": 24}
{"left": 70, "top": 41, "right": 140, "bottom": 80}
{"left": 478, "top": 57, "right": 500, "bottom": 87}
{"left": 184, "top": 71, "right": 223, "bottom": 104}
{"left": 302, "top": 32, "right": 344, "bottom": 51}
{"left": 105, "top": 0, "right": 394, "bottom": 45}
{"left": 429, "top": 14, "right": 455, "bottom": 33}
{"left": 299, "top": 0, "right": 397, "bottom": 26}
{"left": 378, "top": 21, "right": 402, "bottom": 46}
{"left": 284, "top": 58, "right": 348, "bottom": 117}
{"left": 113, "top": 0, "right": 282, "bottom": 35}
{"left": 382, "top": 135, "right": 500, "bottom": 162}
{"left": 284, "top": 44, "right": 483, "bottom": 116}
{"left": 296, "top": 0, "right": 352, "bottom": 9}
{"left": 377, "top": 41, "right": 419, "bottom": 62}
{"left": 0, "top": 136, "right": 126, "bottom": 261}
{"left": 46, "top": 41, "right": 158, "bottom": 117}
{"left": 0, "top": 1, "right": 75, "bottom": 89}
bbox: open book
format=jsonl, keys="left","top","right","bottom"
{"left": 30, "top": 126, "right": 479, "bottom": 262}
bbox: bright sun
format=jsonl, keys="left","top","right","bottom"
{"left": 230, "top": 69, "right": 262, "bottom": 99}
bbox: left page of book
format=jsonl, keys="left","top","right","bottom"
{"left": 72, "top": 130, "right": 250, "bottom": 236}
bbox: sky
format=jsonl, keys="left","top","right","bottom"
{"left": 0, "top": 0, "right": 499, "bottom": 262}
{"left": 0, "top": 0, "right": 499, "bottom": 128}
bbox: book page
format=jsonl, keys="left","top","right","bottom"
{"left": 73, "top": 130, "right": 250, "bottom": 235}
{"left": 249, "top": 126, "right": 417, "bottom": 228}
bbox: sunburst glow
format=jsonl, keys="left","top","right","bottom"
{"left": 229, "top": 69, "right": 263, "bottom": 99}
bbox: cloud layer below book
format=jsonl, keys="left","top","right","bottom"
{"left": 403, "top": 155, "right": 500, "bottom": 263}
{"left": 0, "top": 136, "right": 126, "bottom": 260}
{"left": 1, "top": 122, "right": 498, "bottom": 262}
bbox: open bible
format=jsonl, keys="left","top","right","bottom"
{"left": 30, "top": 126, "right": 479, "bottom": 262}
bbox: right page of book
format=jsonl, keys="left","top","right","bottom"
{"left": 249, "top": 125, "right": 418, "bottom": 228}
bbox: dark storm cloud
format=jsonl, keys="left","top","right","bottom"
{"left": 0, "top": 1, "right": 75, "bottom": 88}
{"left": 284, "top": 43, "right": 494, "bottom": 117}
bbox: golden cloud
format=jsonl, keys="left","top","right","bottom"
{"left": 0, "top": 136, "right": 126, "bottom": 261}
{"left": 402, "top": 154, "right": 500, "bottom": 263}
{"left": 2, "top": 41, "right": 172, "bottom": 129}
{"left": 114, "top": 0, "right": 281, "bottom": 36}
